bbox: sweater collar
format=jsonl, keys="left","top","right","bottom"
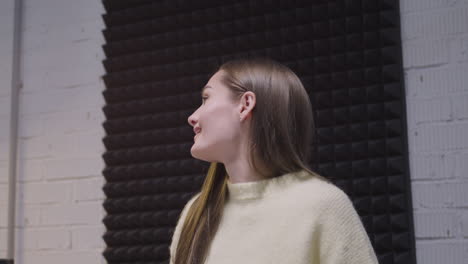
{"left": 226, "top": 169, "right": 309, "bottom": 200}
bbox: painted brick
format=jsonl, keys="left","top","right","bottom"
{"left": 19, "top": 69, "right": 47, "bottom": 92}
{"left": 459, "top": 33, "right": 468, "bottom": 62}
{"left": 411, "top": 154, "right": 457, "bottom": 180}
{"left": 1, "top": 0, "right": 106, "bottom": 261}
{"left": 409, "top": 96, "right": 453, "bottom": 124}
{"left": 74, "top": 130, "right": 106, "bottom": 157}
{"left": 41, "top": 201, "right": 104, "bottom": 226}
{"left": 44, "top": 158, "right": 103, "bottom": 181}
{"left": 0, "top": 67, "right": 12, "bottom": 97}
{"left": 20, "top": 182, "right": 71, "bottom": 204}
{"left": 455, "top": 154, "right": 468, "bottom": 179}
{"left": 43, "top": 131, "right": 103, "bottom": 159}
{"left": 16, "top": 228, "right": 39, "bottom": 250}
{"left": 402, "top": 7, "right": 468, "bottom": 40}
{"left": 0, "top": 183, "right": 8, "bottom": 205}
{"left": 0, "top": 21, "right": 13, "bottom": 37}
{"left": 17, "top": 227, "right": 72, "bottom": 250}
{"left": 0, "top": 161, "right": 7, "bottom": 183}
{"left": 19, "top": 85, "right": 104, "bottom": 115}
{"left": 0, "top": 97, "right": 11, "bottom": 119}
{"left": 18, "top": 115, "right": 44, "bottom": 139}
{"left": 402, "top": 37, "right": 449, "bottom": 67}
{"left": 46, "top": 133, "right": 76, "bottom": 158}
{"left": 24, "top": 0, "right": 104, "bottom": 26}
{"left": 15, "top": 205, "right": 41, "bottom": 227}
{"left": 0, "top": 0, "right": 14, "bottom": 97}
{"left": 22, "top": 40, "right": 103, "bottom": 75}
{"left": 0, "top": 229, "right": 5, "bottom": 250}
{"left": 73, "top": 177, "right": 104, "bottom": 202}
{"left": 412, "top": 182, "right": 468, "bottom": 208}
{"left": 453, "top": 94, "right": 468, "bottom": 120}
{"left": 17, "top": 158, "right": 44, "bottom": 182}
{"left": 450, "top": 33, "right": 468, "bottom": 63}
{"left": 0, "top": 197, "right": 8, "bottom": 230}
{"left": 0, "top": 140, "right": 10, "bottom": 161}
{"left": 462, "top": 211, "right": 468, "bottom": 237}
{"left": 21, "top": 61, "right": 104, "bottom": 94}
{"left": 0, "top": 0, "right": 14, "bottom": 16}
{"left": 18, "top": 137, "right": 51, "bottom": 159}
{"left": 0, "top": 205, "right": 7, "bottom": 228}
{"left": 413, "top": 123, "right": 468, "bottom": 152}
{"left": 405, "top": 63, "right": 468, "bottom": 98}
{"left": 21, "top": 65, "right": 105, "bottom": 92}
{"left": 416, "top": 241, "right": 468, "bottom": 264}
{"left": 401, "top": 0, "right": 468, "bottom": 13}
{"left": 42, "top": 108, "right": 105, "bottom": 136}
{"left": 0, "top": 140, "right": 9, "bottom": 161}
{"left": 21, "top": 251, "right": 103, "bottom": 264}
{"left": 23, "top": 0, "right": 102, "bottom": 10}
{"left": 22, "top": 19, "right": 104, "bottom": 55}
{"left": 0, "top": 116, "right": 10, "bottom": 142}
{"left": 414, "top": 211, "right": 458, "bottom": 238}
{"left": 71, "top": 226, "right": 105, "bottom": 249}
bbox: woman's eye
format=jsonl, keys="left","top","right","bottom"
{"left": 202, "top": 96, "right": 208, "bottom": 103}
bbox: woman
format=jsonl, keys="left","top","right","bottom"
{"left": 169, "top": 58, "right": 379, "bottom": 264}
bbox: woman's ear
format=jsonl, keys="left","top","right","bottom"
{"left": 239, "top": 91, "right": 256, "bottom": 122}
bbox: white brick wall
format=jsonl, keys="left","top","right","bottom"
{"left": 0, "top": 0, "right": 15, "bottom": 260}
{"left": 0, "top": 0, "right": 107, "bottom": 263}
{"left": 401, "top": 0, "right": 468, "bottom": 263}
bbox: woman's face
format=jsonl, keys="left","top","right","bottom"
{"left": 187, "top": 71, "right": 242, "bottom": 162}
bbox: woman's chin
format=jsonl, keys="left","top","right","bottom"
{"left": 190, "top": 147, "right": 216, "bottom": 163}
{"left": 190, "top": 146, "right": 206, "bottom": 160}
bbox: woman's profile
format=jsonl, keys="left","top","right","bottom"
{"left": 169, "top": 57, "right": 379, "bottom": 264}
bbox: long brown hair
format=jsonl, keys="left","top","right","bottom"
{"left": 174, "top": 57, "right": 329, "bottom": 264}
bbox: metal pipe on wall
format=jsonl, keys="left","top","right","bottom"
{"left": 5, "top": 0, "right": 23, "bottom": 263}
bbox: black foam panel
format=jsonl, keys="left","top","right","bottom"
{"left": 101, "top": 1, "right": 415, "bottom": 263}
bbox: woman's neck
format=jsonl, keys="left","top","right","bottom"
{"left": 224, "top": 156, "right": 270, "bottom": 183}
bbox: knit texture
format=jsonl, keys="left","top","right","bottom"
{"left": 169, "top": 169, "right": 379, "bottom": 264}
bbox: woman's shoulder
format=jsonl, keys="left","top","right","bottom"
{"left": 287, "top": 170, "right": 352, "bottom": 211}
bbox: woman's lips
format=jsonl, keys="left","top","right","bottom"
{"left": 194, "top": 131, "right": 201, "bottom": 140}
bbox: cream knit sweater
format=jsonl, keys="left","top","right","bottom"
{"left": 169, "top": 169, "right": 379, "bottom": 264}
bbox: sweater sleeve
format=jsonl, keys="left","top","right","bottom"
{"left": 169, "top": 192, "right": 200, "bottom": 264}
{"left": 317, "top": 188, "right": 379, "bottom": 264}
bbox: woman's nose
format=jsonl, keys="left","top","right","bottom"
{"left": 188, "top": 112, "right": 197, "bottom": 127}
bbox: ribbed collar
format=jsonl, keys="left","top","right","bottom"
{"left": 226, "top": 169, "right": 310, "bottom": 200}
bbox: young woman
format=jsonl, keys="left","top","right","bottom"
{"left": 169, "top": 58, "right": 379, "bottom": 264}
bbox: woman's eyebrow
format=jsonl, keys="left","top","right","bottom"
{"left": 201, "top": 85, "right": 212, "bottom": 95}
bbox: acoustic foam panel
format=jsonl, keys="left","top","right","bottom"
{"left": 100, "top": 1, "right": 415, "bottom": 263}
